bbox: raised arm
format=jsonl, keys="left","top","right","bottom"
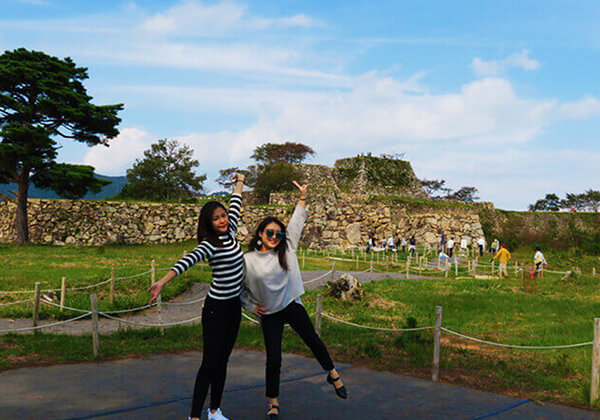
{"left": 286, "top": 181, "right": 309, "bottom": 251}
{"left": 228, "top": 173, "right": 245, "bottom": 234}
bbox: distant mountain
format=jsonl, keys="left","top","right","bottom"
{"left": 0, "top": 175, "right": 128, "bottom": 200}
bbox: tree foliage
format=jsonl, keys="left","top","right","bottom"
{"left": 251, "top": 142, "right": 315, "bottom": 164}
{"left": 216, "top": 166, "right": 257, "bottom": 189}
{"left": 0, "top": 48, "right": 123, "bottom": 242}
{"left": 446, "top": 186, "right": 480, "bottom": 202}
{"left": 218, "top": 141, "right": 314, "bottom": 202}
{"left": 118, "top": 139, "right": 206, "bottom": 202}
{"left": 528, "top": 193, "right": 562, "bottom": 211}
{"left": 419, "top": 178, "right": 452, "bottom": 198}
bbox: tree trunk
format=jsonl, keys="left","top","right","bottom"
{"left": 14, "top": 170, "right": 30, "bottom": 244}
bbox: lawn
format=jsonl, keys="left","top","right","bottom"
{"left": 1, "top": 242, "right": 600, "bottom": 409}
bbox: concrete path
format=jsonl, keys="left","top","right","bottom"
{"left": 1, "top": 349, "right": 597, "bottom": 420}
{"left": 0, "top": 271, "right": 436, "bottom": 335}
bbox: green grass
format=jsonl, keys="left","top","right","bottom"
{"left": 1, "top": 243, "right": 600, "bottom": 409}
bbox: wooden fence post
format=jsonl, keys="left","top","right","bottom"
{"left": 492, "top": 260, "right": 495, "bottom": 276}
{"left": 302, "top": 251, "right": 306, "bottom": 269}
{"left": 182, "top": 251, "right": 188, "bottom": 276}
{"left": 593, "top": 268, "right": 596, "bottom": 278}
{"left": 151, "top": 260, "right": 156, "bottom": 286}
{"left": 32, "top": 282, "right": 41, "bottom": 330}
{"left": 315, "top": 294, "right": 322, "bottom": 337}
{"left": 157, "top": 294, "right": 165, "bottom": 336}
{"left": 432, "top": 306, "right": 442, "bottom": 381}
{"left": 514, "top": 262, "right": 518, "bottom": 277}
{"left": 454, "top": 259, "right": 458, "bottom": 276}
{"left": 591, "top": 318, "right": 600, "bottom": 406}
{"left": 355, "top": 256, "right": 359, "bottom": 270}
{"left": 90, "top": 294, "right": 99, "bottom": 358}
{"left": 369, "top": 261, "right": 374, "bottom": 282}
{"left": 109, "top": 267, "right": 115, "bottom": 304}
{"left": 330, "top": 262, "right": 336, "bottom": 282}
{"left": 60, "top": 277, "right": 66, "bottom": 312}
{"left": 406, "top": 258, "right": 410, "bottom": 279}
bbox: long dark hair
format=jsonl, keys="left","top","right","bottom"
{"left": 249, "top": 216, "right": 288, "bottom": 271}
{"left": 197, "top": 201, "right": 227, "bottom": 247}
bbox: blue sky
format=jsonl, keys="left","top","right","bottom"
{"left": 2, "top": 0, "right": 600, "bottom": 209}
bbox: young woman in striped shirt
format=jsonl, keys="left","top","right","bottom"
{"left": 148, "top": 173, "right": 245, "bottom": 420}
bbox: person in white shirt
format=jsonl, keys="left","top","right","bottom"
{"left": 401, "top": 236, "right": 407, "bottom": 253}
{"left": 242, "top": 181, "right": 347, "bottom": 419}
{"left": 387, "top": 235, "right": 395, "bottom": 251}
{"left": 533, "top": 247, "right": 548, "bottom": 277}
{"left": 447, "top": 237, "right": 455, "bottom": 258}
{"left": 477, "top": 236, "right": 486, "bottom": 257}
{"left": 460, "top": 238, "right": 468, "bottom": 256}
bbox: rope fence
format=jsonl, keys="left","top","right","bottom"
{"left": 2, "top": 250, "right": 599, "bottom": 403}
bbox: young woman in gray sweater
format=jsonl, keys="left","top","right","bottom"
{"left": 242, "top": 181, "right": 347, "bottom": 420}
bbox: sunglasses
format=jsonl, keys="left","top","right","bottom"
{"left": 265, "top": 229, "right": 285, "bottom": 240}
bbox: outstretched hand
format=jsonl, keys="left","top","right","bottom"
{"left": 233, "top": 173, "right": 245, "bottom": 183}
{"left": 292, "top": 180, "right": 308, "bottom": 196}
{"left": 147, "top": 282, "right": 163, "bottom": 306}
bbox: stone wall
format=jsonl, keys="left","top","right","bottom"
{"left": 0, "top": 195, "right": 483, "bottom": 248}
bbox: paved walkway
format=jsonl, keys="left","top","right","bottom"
{"left": 1, "top": 349, "right": 597, "bottom": 420}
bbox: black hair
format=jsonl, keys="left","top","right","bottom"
{"left": 249, "top": 216, "right": 289, "bottom": 271}
{"left": 197, "top": 201, "right": 227, "bottom": 247}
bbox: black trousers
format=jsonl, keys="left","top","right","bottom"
{"left": 478, "top": 245, "right": 484, "bottom": 256}
{"left": 261, "top": 301, "right": 335, "bottom": 398}
{"left": 448, "top": 248, "right": 453, "bottom": 257}
{"left": 190, "top": 296, "right": 241, "bottom": 417}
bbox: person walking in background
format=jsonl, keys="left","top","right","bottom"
{"left": 447, "top": 237, "right": 455, "bottom": 258}
{"left": 477, "top": 236, "right": 486, "bottom": 257}
{"left": 408, "top": 235, "right": 417, "bottom": 255}
{"left": 401, "top": 236, "right": 407, "bottom": 253}
{"left": 492, "top": 244, "right": 511, "bottom": 277}
{"left": 147, "top": 174, "right": 246, "bottom": 420}
{"left": 387, "top": 234, "right": 395, "bottom": 251}
{"left": 440, "top": 231, "right": 447, "bottom": 253}
{"left": 490, "top": 238, "right": 500, "bottom": 254}
{"left": 366, "top": 233, "right": 374, "bottom": 253}
{"left": 460, "top": 238, "right": 468, "bottom": 256}
{"left": 242, "top": 181, "right": 347, "bottom": 420}
{"left": 534, "top": 247, "right": 548, "bottom": 277}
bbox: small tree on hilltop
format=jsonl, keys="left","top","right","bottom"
{"left": 0, "top": 48, "right": 123, "bottom": 243}
{"left": 583, "top": 189, "right": 600, "bottom": 212}
{"left": 118, "top": 139, "right": 206, "bottom": 202}
{"left": 528, "top": 193, "right": 561, "bottom": 211}
{"left": 446, "top": 186, "right": 480, "bottom": 202}
{"left": 251, "top": 141, "right": 315, "bottom": 165}
{"left": 420, "top": 178, "right": 452, "bottom": 199}
{"left": 216, "top": 166, "right": 257, "bottom": 189}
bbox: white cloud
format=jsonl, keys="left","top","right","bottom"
{"left": 472, "top": 49, "right": 540, "bottom": 77}
{"left": 556, "top": 96, "right": 600, "bottom": 120}
{"left": 139, "top": 0, "right": 319, "bottom": 38}
{"left": 83, "top": 128, "right": 154, "bottom": 175}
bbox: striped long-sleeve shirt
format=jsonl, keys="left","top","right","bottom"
{"left": 171, "top": 193, "right": 245, "bottom": 300}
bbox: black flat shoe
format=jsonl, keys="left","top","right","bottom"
{"left": 266, "top": 403, "right": 279, "bottom": 419}
{"left": 327, "top": 373, "right": 348, "bottom": 399}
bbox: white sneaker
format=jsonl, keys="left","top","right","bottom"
{"left": 207, "top": 408, "right": 230, "bottom": 420}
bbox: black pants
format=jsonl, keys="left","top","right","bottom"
{"left": 478, "top": 245, "right": 484, "bottom": 256}
{"left": 448, "top": 248, "right": 453, "bottom": 258}
{"left": 261, "top": 301, "right": 335, "bottom": 398}
{"left": 190, "top": 296, "right": 241, "bottom": 417}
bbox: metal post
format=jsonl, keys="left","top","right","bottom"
{"left": 157, "top": 294, "right": 164, "bottom": 336}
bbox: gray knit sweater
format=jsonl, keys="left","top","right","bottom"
{"left": 241, "top": 204, "right": 308, "bottom": 315}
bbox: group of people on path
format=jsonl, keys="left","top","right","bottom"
{"left": 147, "top": 175, "right": 347, "bottom": 420}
